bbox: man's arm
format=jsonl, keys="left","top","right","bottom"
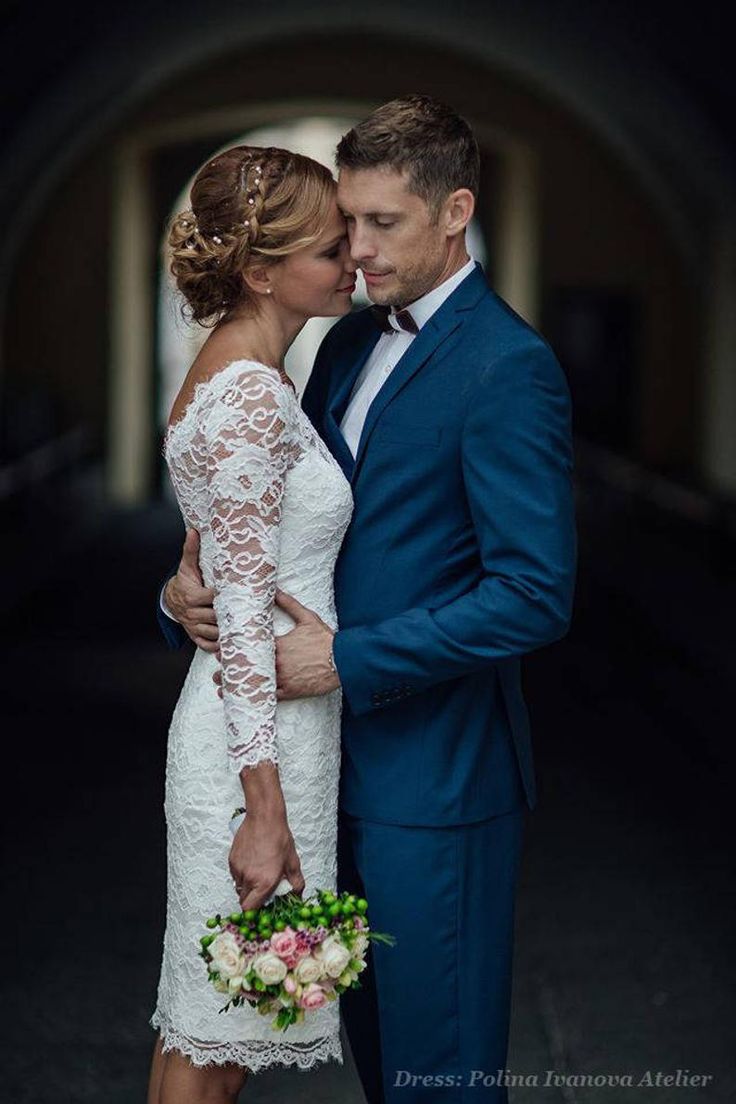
{"left": 157, "top": 529, "right": 220, "bottom": 652}
{"left": 331, "top": 341, "right": 577, "bottom": 716}
{"left": 157, "top": 569, "right": 188, "bottom": 649}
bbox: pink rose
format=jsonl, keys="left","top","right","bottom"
{"left": 270, "top": 928, "right": 298, "bottom": 959}
{"left": 298, "top": 983, "right": 327, "bottom": 1011}
{"left": 283, "top": 975, "right": 298, "bottom": 994}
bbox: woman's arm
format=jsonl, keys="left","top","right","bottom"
{"left": 204, "top": 365, "right": 304, "bottom": 908}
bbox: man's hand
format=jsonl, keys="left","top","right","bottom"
{"left": 210, "top": 589, "right": 340, "bottom": 699}
{"left": 274, "top": 590, "right": 340, "bottom": 700}
{"left": 165, "top": 529, "right": 219, "bottom": 652}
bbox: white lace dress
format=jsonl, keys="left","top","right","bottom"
{"left": 150, "top": 360, "right": 353, "bottom": 1071}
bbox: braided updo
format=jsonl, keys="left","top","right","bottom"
{"left": 168, "top": 145, "right": 337, "bottom": 326}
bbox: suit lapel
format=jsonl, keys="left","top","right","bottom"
{"left": 322, "top": 322, "right": 381, "bottom": 481}
{"left": 352, "top": 266, "right": 488, "bottom": 481}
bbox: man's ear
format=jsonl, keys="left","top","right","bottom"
{"left": 444, "top": 189, "right": 475, "bottom": 237}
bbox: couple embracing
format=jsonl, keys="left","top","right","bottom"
{"left": 148, "top": 93, "right": 577, "bottom": 1104}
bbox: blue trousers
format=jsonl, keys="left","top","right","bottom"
{"left": 337, "top": 806, "right": 526, "bottom": 1103}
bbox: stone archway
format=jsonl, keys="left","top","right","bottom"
{"left": 3, "top": 15, "right": 734, "bottom": 499}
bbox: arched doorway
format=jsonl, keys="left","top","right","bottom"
{"left": 3, "top": 26, "right": 731, "bottom": 503}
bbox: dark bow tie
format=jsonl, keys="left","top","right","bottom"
{"left": 370, "top": 305, "right": 419, "bottom": 335}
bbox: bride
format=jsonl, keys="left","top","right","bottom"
{"left": 148, "top": 145, "right": 356, "bottom": 1103}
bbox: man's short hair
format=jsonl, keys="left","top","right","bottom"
{"left": 336, "top": 94, "right": 480, "bottom": 217}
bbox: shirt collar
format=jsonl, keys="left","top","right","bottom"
{"left": 388, "top": 256, "right": 477, "bottom": 333}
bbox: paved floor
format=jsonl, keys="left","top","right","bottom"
{"left": 0, "top": 472, "right": 734, "bottom": 1102}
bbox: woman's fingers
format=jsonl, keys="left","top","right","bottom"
{"left": 239, "top": 885, "right": 265, "bottom": 911}
{"left": 285, "top": 848, "right": 305, "bottom": 897}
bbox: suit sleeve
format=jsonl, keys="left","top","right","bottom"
{"left": 156, "top": 568, "right": 189, "bottom": 650}
{"left": 332, "top": 340, "right": 577, "bottom": 716}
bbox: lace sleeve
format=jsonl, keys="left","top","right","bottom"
{"left": 204, "top": 365, "right": 298, "bottom": 774}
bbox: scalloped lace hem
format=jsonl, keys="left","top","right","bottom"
{"left": 150, "top": 1010, "right": 343, "bottom": 1072}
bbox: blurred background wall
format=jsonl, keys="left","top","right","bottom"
{"left": 2, "top": 0, "right": 735, "bottom": 511}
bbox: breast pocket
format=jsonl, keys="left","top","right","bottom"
{"left": 373, "top": 423, "right": 443, "bottom": 448}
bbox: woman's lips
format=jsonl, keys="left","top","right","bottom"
{"left": 337, "top": 282, "right": 356, "bottom": 293}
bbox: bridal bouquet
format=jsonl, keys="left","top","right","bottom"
{"left": 199, "top": 888, "right": 394, "bottom": 1032}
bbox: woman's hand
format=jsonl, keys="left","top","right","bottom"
{"left": 229, "top": 810, "right": 305, "bottom": 911}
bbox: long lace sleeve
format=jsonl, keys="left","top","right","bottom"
{"left": 204, "top": 365, "right": 299, "bottom": 774}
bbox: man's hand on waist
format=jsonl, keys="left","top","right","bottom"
{"left": 167, "top": 528, "right": 219, "bottom": 653}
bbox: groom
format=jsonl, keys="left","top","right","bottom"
{"left": 160, "top": 95, "right": 576, "bottom": 1102}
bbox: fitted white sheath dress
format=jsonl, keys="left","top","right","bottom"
{"left": 150, "top": 360, "right": 353, "bottom": 1070}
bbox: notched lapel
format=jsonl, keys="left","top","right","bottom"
{"left": 352, "top": 267, "right": 489, "bottom": 480}
{"left": 353, "top": 317, "right": 462, "bottom": 478}
{"left": 321, "top": 319, "right": 380, "bottom": 481}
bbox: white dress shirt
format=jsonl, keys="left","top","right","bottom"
{"left": 339, "top": 257, "right": 477, "bottom": 458}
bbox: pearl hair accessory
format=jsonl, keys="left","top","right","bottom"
{"left": 242, "top": 161, "right": 264, "bottom": 215}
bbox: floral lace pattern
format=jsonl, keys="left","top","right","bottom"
{"left": 152, "top": 360, "right": 353, "bottom": 1069}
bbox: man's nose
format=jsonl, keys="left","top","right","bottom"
{"left": 349, "top": 224, "right": 376, "bottom": 262}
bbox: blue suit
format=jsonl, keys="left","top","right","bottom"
{"left": 158, "top": 265, "right": 576, "bottom": 1101}
{"left": 306, "top": 266, "right": 576, "bottom": 830}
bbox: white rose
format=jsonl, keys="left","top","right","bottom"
{"left": 228, "top": 976, "right": 243, "bottom": 995}
{"left": 252, "top": 951, "right": 288, "bottom": 986}
{"left": 321, "top": 936, "right": 352, "bottom": 979}
{"left": 353, "top": 933, "right": 369, "bottom": 957}
{"left": 209, "top": 931, "right": 246, "bottom": 979}
{"left": 294, "top": 954, "right": 323, "bottom": 984}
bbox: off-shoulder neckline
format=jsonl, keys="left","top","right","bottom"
{"left": 164, "top": 358, "right": 296, "bottom": 449}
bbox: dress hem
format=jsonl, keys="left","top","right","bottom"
{"left": 150, "top": 1009, "right": 344, "bottom": 1072}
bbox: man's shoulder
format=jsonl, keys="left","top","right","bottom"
{"left": 456, "top": 283, "right": 567, "bottom": 399}
{"left": 470, "top": 284, "right": 555, "bottom": 360}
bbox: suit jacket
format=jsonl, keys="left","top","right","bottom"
{"left": 301, "top": 265, "right": 577, "bottom": 826}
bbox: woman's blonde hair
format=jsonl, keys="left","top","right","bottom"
{"left": 168, "top": 145, "right": 336, "bottom": 326}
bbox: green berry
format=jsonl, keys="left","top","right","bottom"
{"left": 205, "top": 917, "right": 217, "bottom": 929}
